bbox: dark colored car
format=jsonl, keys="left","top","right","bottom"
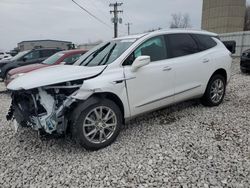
{"left": 5, "top": 49, "right": 87, "bottom": 85}
{"left": 240, "top": 49, "right": 250, "bottom": 73}
{"left": 0, "top": 48, "right": 61, "bottom": 80}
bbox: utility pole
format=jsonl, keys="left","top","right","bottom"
{"left": 125, "top": 22, "right": 132, "bottom": 35}
{"left": 110, "top": 2, "right": 123, "bottom": 38}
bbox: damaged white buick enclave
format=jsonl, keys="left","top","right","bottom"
{"left": 7, "top": 29, "right": 232, "bottom": 150}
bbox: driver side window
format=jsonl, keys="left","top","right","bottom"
{"left": 123, "top": 36, "right": 167, "bottom": 66}
{"left": 23, "top": 51, "right": 40, "bottom": 60}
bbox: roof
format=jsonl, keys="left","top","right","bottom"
{"left": 18, "top": 39, "right": 72, "bottom": 45}
{"left": 60, "top": 49, "right": 87, "bottom": 54}
{"left": 153, "top": 28, "right": 218, "bottom": 36}
{"left": 115, "top": 29, "right": 218, "bottom": 41}
{"left": 115, "top": 33, "right": 148, "bottom": 40}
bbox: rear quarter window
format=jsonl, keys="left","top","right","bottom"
{"left": 192, "top": 34, "right": 217, "bottom": 51}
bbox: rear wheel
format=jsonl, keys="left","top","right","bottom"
{"left": 71, "top": 99, "right": 122, "bottom": 150}
{"left": 202, "top": 74, "right": 226, "bottom": 107}
{"left": 241, "top": 68, "right": 248, "bottom": 73}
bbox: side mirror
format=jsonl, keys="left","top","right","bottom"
{"left": 131, "top": 56, "right": 150, "bottom": 72}
{"left": 22, "top": 57, "right": 27, "bottom": 62}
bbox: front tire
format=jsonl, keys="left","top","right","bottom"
{"left": 202, "top": 74, "right": 226, "bottom": 107}
{"left": 72, "top": 99, "right": 122, "bottom": 150}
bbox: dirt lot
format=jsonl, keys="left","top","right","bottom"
{"left": 0, "top": 60, "right": 249, "bottom": 187}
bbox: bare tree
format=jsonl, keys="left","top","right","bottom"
{"left": 170, "top": 13, "right": 191, "bottom": 28}
{"left": 244, "top": 6, "right": 250, "bottom": 31}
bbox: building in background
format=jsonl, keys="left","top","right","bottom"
{"left": 202, "top": 0, "right": 246, "bottom": 34}
{"left": 18, "top": 39, "right": 73, "bottom": 51}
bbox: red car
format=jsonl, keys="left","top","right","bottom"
{"left": 5, "top": 49, "right": 87, "bottom": 85}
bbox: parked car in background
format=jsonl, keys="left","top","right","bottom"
{"left": 240, "top": 49, "right": 250, "bottom": 73}
{"left": 0, "top": 52, "right": 12, "bottom": 61}
{"left": 5, "top": 49, "right": 87, "bottom": 85}
{"left": 0, "top": 55, "right": 12, "bottom": 61}
{"left": 7, "top": 29, "right": 232, "bottom": 150}
{"left": 0, "top": 51, "right": 30, "bottom": 73}
{"left": 0, "top": 48, "right": 61, "bottom": 80}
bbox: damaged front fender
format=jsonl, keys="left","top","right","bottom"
{"left": 7, "top": 84, "right": 79, "bottom": 135}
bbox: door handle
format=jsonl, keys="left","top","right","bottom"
{"left": 163, "top": 66, "right": 172, "bottom": 71}
{"left": 202, "top": 59, "right": 210, "bottom": 63}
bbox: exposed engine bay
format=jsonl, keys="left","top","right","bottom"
{"left": 6, "top": 80, "right": 83, "bottom": 135}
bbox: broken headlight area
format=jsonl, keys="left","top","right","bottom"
{"left": 7, "top": 81, "right": 83, "bottom": 135}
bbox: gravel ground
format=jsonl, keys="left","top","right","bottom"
{"left": 0, "top": 60, "right": 249, "bottom": 187}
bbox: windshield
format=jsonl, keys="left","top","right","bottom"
{"left": 42, "top": 52, "right": 64, "bottom": 65}
{"left": 12, "top": 50, "right": 30, "bottom": 61}
{"left": 75, "top": 39, "right": 136, "bottom": 67}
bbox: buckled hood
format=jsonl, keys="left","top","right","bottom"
{"left": 7, "top": 65, "right": 107, "bottom": 90}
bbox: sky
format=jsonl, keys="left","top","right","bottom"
{"left": 0, "top": 0, "right": 204, "bottom": 51}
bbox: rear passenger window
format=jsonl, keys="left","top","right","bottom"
{"left": 166, "top": 34, "right": 199, "bottom": 58}
{"left": 41, "top": 50, "right": 57, "bottom": 58}
{"left": 192, "top": 34, "right": 217, "bottom": 51}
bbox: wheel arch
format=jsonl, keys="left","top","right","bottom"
{"left": 203, "top": 68, "right": 228, "bottom": 97}
{"left": 68, "top": 92, "right": 125, "bottom": 130}
{"left": 210, "top": 68, "right": 227, "bottom": 82}
{"left": 92, "top": 92, "right": 125, "bottom": 123}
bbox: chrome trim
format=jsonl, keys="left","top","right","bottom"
{"left": 175, "top": 85, "right": 201, "bottom": 96}
{"left": 136, "top": 85, "right": 201, "bottom": 108}
{"left": 112, "top": 76, "right": 136, "bottom": 84}
{"left": 136, "top": 93, "right": 175, "bottom": 108}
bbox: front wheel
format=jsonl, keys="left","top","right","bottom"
{"left": 201, "top": 75, "right": 226, "bottom": 107}
{"left": 71, "top": 99, "right": 122, "bottom": 150}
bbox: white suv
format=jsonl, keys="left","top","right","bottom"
{"left": 7, "top": 29, "right": 232, "bottom": 150}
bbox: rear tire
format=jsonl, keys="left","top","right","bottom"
{"left": 241, "top": 68, "right": 248, "bottom": 73}
{"left": 201, "top": 74, "right": 226, "bottom": 107}
{"left": 71, "top": 98, "right": 122, "bottom": 150}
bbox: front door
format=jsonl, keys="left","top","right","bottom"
{"left": 123, "top": 35, "right": 175, "bottom": 117}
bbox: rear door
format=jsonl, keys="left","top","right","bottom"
{"left": 165, "top": 33, "right": 212, "bottom": 102}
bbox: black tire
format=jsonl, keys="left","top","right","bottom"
{"left": 201, "top": 74, "right": 226, "bottom": 107}
{"left": 241, "top": 68, "right": 248, "bottom": 74}
{"left": 71, "top": 98, "right": 122, "bottom": 150}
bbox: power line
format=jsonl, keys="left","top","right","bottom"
{"left": 83, "top": 0, "right": 110, "bottom": 21}
{"left": 71, "top": 0, "right": 112, "bottom": 29}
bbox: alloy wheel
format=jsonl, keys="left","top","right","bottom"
{"left": 210, "top": 79, "right": 225, "bottom": 104}
{"left": 83, "top": 106, "right": 117, "bottom": 144}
